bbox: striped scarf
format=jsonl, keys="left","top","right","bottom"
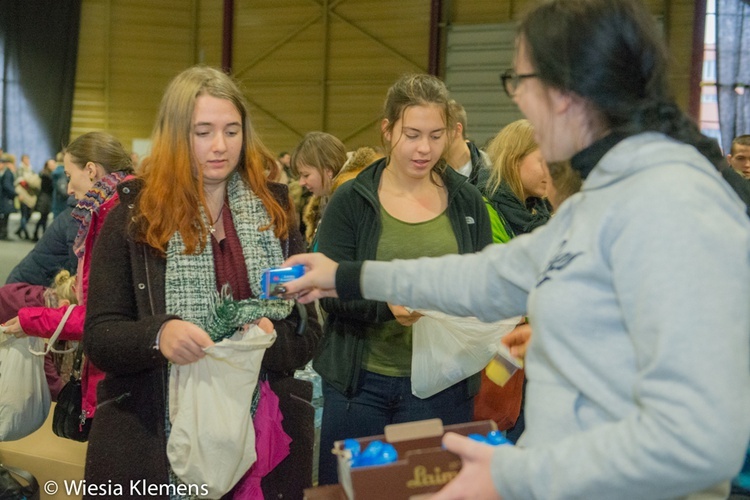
{"left": 71, "top": 171, "right": 129, "bottom": 258}
{"left": 164, "top": 171, "right": 293, "bottom": 341}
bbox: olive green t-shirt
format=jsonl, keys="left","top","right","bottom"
{"left": 362, "top": 206, "right": 459, "bottom": 376}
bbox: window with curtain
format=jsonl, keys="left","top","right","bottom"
{"left": 699, "top": 0, "right": 720, "bottom": 146}
{"left": 0, "top": 0, "right": 81, "bottom": 169}
{"left": 715, "top": 0, "right": 750, "bottom": 155}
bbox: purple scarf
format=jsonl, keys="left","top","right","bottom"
{"left": 71, "top": 171, "right": 129, "bottom": 259}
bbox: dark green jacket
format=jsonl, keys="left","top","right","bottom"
{"left": 313, "top": 158, "right": 493, "bottom": 397}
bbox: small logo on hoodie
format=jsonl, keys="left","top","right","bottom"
{"left": 465, "top": 216, "right": 475, "bottom": 225}
{"left": 537, "top": 240, "right": 583, "bottom": 287}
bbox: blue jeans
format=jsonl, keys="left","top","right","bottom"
{"left": 317, "top": 370, "right": 474, "bottom": 485}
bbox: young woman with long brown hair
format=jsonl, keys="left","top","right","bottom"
{"left": 83, "top": 66, "right": 321, "bottom": 499}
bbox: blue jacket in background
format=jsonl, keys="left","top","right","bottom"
{"left": 6, "top": 200, "right": 78, "bottom": 287}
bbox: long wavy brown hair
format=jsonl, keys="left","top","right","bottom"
{"left": 134, "top": 66, "right": 288, "bottom": 255}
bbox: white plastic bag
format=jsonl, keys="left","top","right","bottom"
{"left": 167, "top": 325, "right": 276, "bottom": 499}
{"left": 411, "top": 311, "right": 521, "bottom": 398}
{"left": 0, "top": 334, "right": 51, "bottom": 441}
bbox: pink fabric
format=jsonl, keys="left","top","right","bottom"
{"left": 18, "top": 304, "right": 85, "bottom": 340}
{"left": 232, "top": 381, "right": 292, "bottom": 500}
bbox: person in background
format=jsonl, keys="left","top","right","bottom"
{"left": 51, "top": 152, "right": 69, "bottom": 218}
{"left": 478, "top": 119, "right": 552, "bottom": 238}
{"left": 32, "top": 159, "right": 55, "bottom": 241}
{"left": 15, "top": 154, "right": 41, "bottom": 241}
{"left": 291, "top": 131, "right": 347, "bottom": 250}
{"left": 311, "top": 73, "right": 492, "bottom": 486}
{"left": 282, "top": 0, "right": 750, "bottom": 497}
{"left": 6, "top": 197, "right": 78, "bottom": 286}
{"left": 2, "top": 270, "right": 78, "bottom": 400}
{"left": 2, "top": 131, "right": 135, "bottom": 439}
{"left": 278, "top": 150, "right": 293, "bottom": 180}
{"left": 82, "top": 65, "right": 321, "bottom": 499}
{"left": 444, "top": 100, "right": 491, "bottom": 185}
{"left": 545, "top": 160, "right": 582, "bottom": 211}
{"left": 727, "top": 134, "right": 750, "bottom": 180}
{"left": 472, "top": 120, "right": 552, "bottom": 441}
{"left": 0, "top": 155, "right": 17, "bottom": 240}
{"left": 330, "top": 146, "right": 382, "bottom": 192}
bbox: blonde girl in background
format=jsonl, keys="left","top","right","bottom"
{"left": 1, "top": 270, "right": 78, "bottom": 400}
{"left": 478, "top": 119, "right": 552, "bottom": 238}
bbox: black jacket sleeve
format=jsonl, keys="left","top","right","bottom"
{"left": 84, "top": 203, "right": 176, "bottom": 375}
{"left": 317, "top": 182, "right": 396, "bottom": 324}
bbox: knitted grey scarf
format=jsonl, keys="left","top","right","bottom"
{"left": 164, "top": 172, "right": 293, "bottom": 340}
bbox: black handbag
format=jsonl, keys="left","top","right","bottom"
{"left": 52, "top": 342, "right": 91, "bottom": 441}
{"left": 0, "top": 464, "right": 39, "bottom": 500}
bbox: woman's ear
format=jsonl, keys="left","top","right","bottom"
{"left": 85, "top": 161, "right": 98, "bottom": 181}
{"left": 381, "top": 119, "right": 391, "bottom": 143}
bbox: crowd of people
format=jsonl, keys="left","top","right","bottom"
{"left": 1, "top": 0, "right": 749, "bottom": 499}
{"left": 0, "top": 150, "right": 69, "bottom": 242}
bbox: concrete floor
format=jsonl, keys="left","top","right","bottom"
{"left": 0, "top": 213, "right": 52, "bottom": 284}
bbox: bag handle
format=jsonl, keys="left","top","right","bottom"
{"left": 28, "top": 304, "right": 77, "bottom": 356}
{"left": 0, "top": 463, "right": 39, "bottom": 498}
{"left": 70, "top": 341, "right": 85, "bottom": 380}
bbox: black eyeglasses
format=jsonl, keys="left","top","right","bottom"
{"left": 501, "top": 69, "right": 538, "bottom": 97}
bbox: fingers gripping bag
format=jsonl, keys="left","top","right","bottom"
{"left": 167, "top": 325, "right": 276, "bottom": 498}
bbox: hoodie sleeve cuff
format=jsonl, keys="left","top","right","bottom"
{"left": 336, "top": 261, "right": 364, "bottom": 300}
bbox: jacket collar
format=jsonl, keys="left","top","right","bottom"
{"left": 570, "top": 132, "right": 627, "bottom": 180}
{"left": 352, "top": 157, "right": 469, "bottom": 208}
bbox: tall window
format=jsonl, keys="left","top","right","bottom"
{"left": 699, "top": 0, "right": 721, "bottom": 148}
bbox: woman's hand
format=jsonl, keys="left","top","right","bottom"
{"left": 281, "top": 253, "right": 339, "bottom": 303}
{"left": 430, "top": 432, "right": 502, "bottom": 500}
{"left": 501, "top": 322, "right": 532, "bottom": 360}
{"left": 158, "top": 319, "right": 214, "bottom": 365}
{"left": 388, "top": 304, "right": 423, "bottom": 326}
{"left": 2, "top": 317, "right": 27, "bottom": 338}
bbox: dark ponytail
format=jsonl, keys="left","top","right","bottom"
{"left": 623, "top": 100, "right": 725, "bottom": 170}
